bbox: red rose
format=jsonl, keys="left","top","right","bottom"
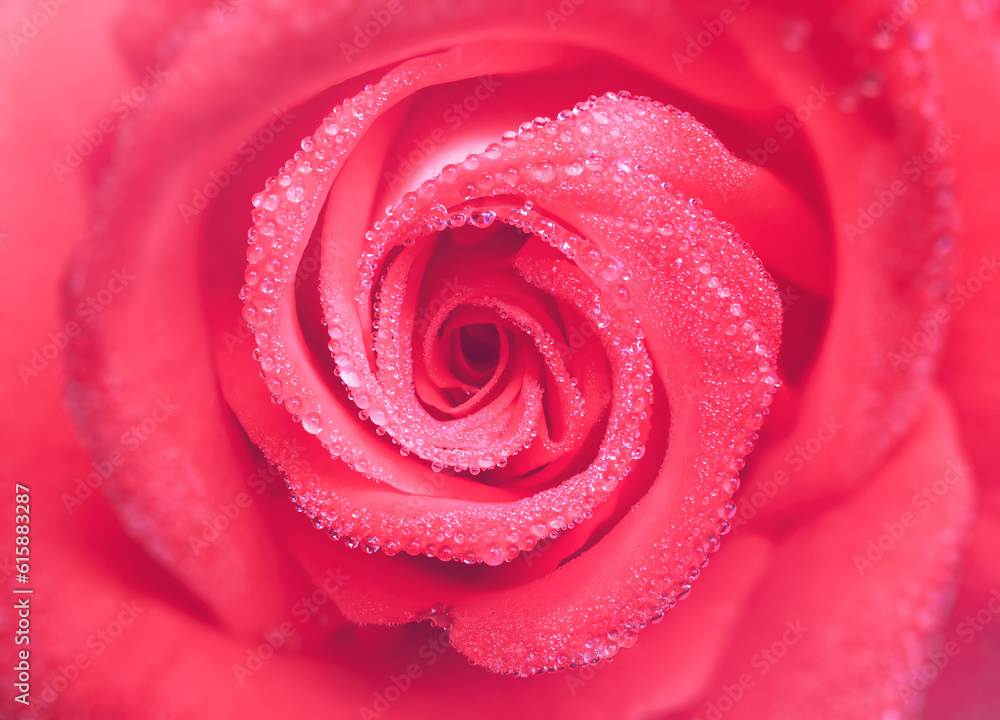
{"left": 2, "top": 1, "right": 998, "bottom": 718}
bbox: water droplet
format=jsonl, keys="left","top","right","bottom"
{"left": 469, "top": 210, "right": 496, "bottom": 228}
{"left": 483, "top": 545, "right": 505, "bottom": 566}
{"left": 600, "top": 257, "right": 624, "bottom": 281}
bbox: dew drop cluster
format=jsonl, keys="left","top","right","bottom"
{"left": 239, "top": 56, "right": 782, "bottom": 675}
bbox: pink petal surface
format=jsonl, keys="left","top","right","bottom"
{"left": 234, "top": 46, "right": 783, "bottom": 673}
{"left": 665, "top": 390, "right": 974, "bottom": 719}
{"left": 1, "top": 0, "right": 994, "bottom": 717}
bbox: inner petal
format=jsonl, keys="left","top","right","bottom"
{"left": 456, "top": 323, "right": 501, "bottom": 381}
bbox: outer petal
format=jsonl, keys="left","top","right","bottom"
{"left": 664, "top": 391, "right": 973, "bottom": 719}
{"left": 63, "top": 0, "right": 795, "bottom": 678}
{"left": 726, "top": 0, "right": 959, "bottom": 529}
{"left": 25, "top": 495, "right": 772, "bottom": 720}
{"left": 923, "top": 3, "right": 1000, "bottom": 716}
{"left": 5, "top": 0, "right": 987, "bottom": 716}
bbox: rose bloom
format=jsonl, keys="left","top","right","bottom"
{"left": 2, "top": 0, "right": 998, "bottom": 718}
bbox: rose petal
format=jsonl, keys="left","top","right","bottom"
{"left": 233, "top": 35, "right": 790, "bottom": 674}
{"left": 664, "top": 390, "right": 973, "bottom": 719}
{"left": 728, "top": 4, "right": 959, "bottom": 529}
{"left": 921, "top": 5, "right": 1000, "bottom": 716}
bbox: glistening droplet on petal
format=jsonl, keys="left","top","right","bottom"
{"left": 238, "top": 63, "right": 782, "bottom": 677}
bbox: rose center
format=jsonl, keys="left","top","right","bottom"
{"left": 456, "top": 324, "right": 501, "bottom": 377}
